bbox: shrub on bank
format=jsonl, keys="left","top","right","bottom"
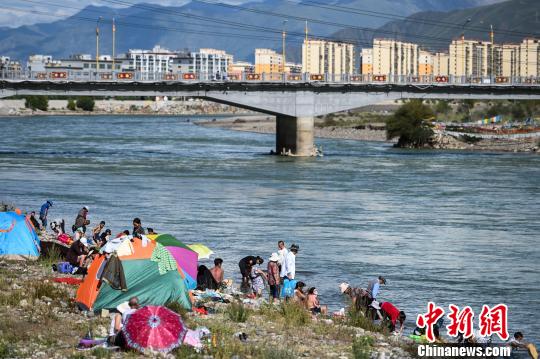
{"left": 24, "top": 96, "right": 48, "bottom": 111}
{"left": 386, "top": 100, "right": 434, "bottom": 148}
{"left": 76, "top": 97, "right": 95, "bottom": 111}
{"left": 67, "top": 99, "right": 77, "bottom": 111}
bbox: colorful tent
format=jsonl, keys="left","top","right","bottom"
{"left": 76, "top": 234, "right": 197, "bottom": 312}
{"left": 0, "top": 211, "right": 40, "bottom": 260}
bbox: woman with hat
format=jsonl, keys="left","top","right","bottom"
{"left": 267, "top": 253, "right": 281, "bottom": 303}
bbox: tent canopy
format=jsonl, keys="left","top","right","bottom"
{"left": 0, "top": 212, "right": 40, "bottom": 260}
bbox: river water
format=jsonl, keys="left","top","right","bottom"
{"left": 1, "top": 115, "right": 539, "bottom": 343}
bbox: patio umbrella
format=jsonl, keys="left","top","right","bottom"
{"left": 188, "top": 244, "right": 214, "bottom": 259}
{"left": 122, "top": 305, "right": 187, "bottom": 354}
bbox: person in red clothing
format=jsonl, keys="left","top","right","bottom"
{"left": 380, "top": 301, "right": 406, "bottom": 334}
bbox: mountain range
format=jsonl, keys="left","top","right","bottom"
{"left": 0, "top": 0, "right": 506, "bottom": 62}
{"left": 332, "top": 0, "right": 540, "bottom": 51}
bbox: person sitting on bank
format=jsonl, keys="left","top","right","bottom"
{"left": 66, "top": 236, "right": 90, "bottom": 273}
{"left": 108, "top": 297, "right": 140, "bottom": 347}
{"left": 380, "top": 301, "right": 406, "bottom": 334}
{"left": 92, "top": 221, "right": 105, "bottom": 243}
{"left": 293, "top": 281, "right": 307, "bottom": 304}
{"left": 209, "top": 258, "right": 224, "bottom": 286}
{"left": 28, "top": 211, "right": 41, "bottom": 230}
{"left": 132, "top": 218, "right": 145, "bottom": 238}
{"left": 306, "top": 287, "right": 328, "bottom": 317}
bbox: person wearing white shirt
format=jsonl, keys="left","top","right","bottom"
{"left": 277, "top": 241, "right": 288, "bottom": 268}
{"left": 280, "top": 244, "right": 299, "bottom": 280}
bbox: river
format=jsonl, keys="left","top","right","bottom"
{"left": 1, "top": 115, "right": 539, "bottom": 343}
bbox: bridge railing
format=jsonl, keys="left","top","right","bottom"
{"left": 1, "top": 69, "right": 539, "bottom": 86}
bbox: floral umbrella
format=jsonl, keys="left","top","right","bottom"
{"left": 122, "top": 305, "right": 187, "bottom": 354}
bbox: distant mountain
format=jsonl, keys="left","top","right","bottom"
{"left": 332, "top": 0, "right": 540, "bottom": 51}
{"left": 0, "top": 0, "right": 507, "bottom": 62}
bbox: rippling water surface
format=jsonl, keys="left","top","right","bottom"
{"left": 1, "top": 115, "right": 539, "bottom": 342}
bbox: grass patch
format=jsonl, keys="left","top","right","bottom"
{"left": 347, "top": 307, "right": 387, "bottom": 334}
{"left": 32, "top": 281, "right": 68, "bottom": 302}
{"left": 352, "top": 335, "right": 374, "bottom": 359}
{"left": 38, "top": 244, "right": 63, "bottom": 269}
{"left": 278, "top": 301, "right": 311, "bottom": 327}
{"left": 0, "top": 340, "right": 17, "bottom": 359}
{"left": 165, "top": 301, "right": 188, "bottom": 317}
{"left": 226, "top": 301, "right": 250, "bottom": 323}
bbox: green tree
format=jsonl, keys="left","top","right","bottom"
{"left": 510, "top": 103, "right": 526, "bottom": 120}
{"left": 24, "top": 96, "right": 48, "bottom": 111}
{"left": 435, "top": 100, "right": 451, "bottom": 115}
{"left": 386, "top": 100, "right": 435, "bottom": 148}
{"left": 67, "top": 99, "right": 76, "bottom": 111}
{"left": 76, "top": 97, "right": 95, "bottom": 111}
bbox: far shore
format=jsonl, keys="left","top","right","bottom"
{"left": 196, "top": 116, "right": 392, "bottom": 142}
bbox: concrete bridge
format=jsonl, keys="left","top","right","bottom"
{"left": 2, "top": 79, "right": 540, "bottom": 156}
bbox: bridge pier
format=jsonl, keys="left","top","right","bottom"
{"left": 276, "top": 115, "right": 315, "bottom": 156}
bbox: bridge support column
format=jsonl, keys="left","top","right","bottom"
{"left": 276, "top": 115, "right": 315, "bottom": 156}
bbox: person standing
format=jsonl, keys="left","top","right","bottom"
{"left": 39, "top": 200, "right": 53, "bottom": 230}
{"left": 280, "top": 244, "right": 298, "bottom": 280}
{"left": 238, "top": 256, "right": 262, "bottom": 292}
{"left": 28, "top": 211, "right": 41, "bottom": 230}
{"left": 267, "top": 253, "right": 281, "bottom": 303}
{"left": 367, "top": 276, "right": 386, "bottom": 301}
{"left": 132, "top": 218, "right": 145, "bottom": 238}
{"left": 73, "top": 206, "right": 89, "bottom": 232}
{"left": 277, "top": 241, "right": 288, "bottom": 270}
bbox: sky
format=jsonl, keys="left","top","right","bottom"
{"left": 1, "top": 0, "right": 258, "bottom": 28}
{"left": 1, "top": 0, "right": 507, "bottom": 28}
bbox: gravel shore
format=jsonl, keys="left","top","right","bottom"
{"left": 197, "top": 116, "right": 391, "bottom": 143}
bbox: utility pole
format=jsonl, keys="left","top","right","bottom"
{"left": 112, "top": 18, "right": 116, "bottom": 72}
{"left": 461, "top": 18, "right": 471, "bottom": 80}
{"left": 490, "top": 24, "right": 494, "bottom": 79}
{"left": 96, "top": 16, "right": 103, "bottom": 73}
{"left": 305, "top": 20, "right": 308, "bottom": 43}
{"left": 282, "top": 20, "right": 288, "bottom": 74}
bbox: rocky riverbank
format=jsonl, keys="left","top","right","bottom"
{"left": 0, "top": 254, "right": 417, "bottom": 358}
{"left": 0, "top": 99, "right": 254, "bottom": 117}
{"left": 197, "top": 117, "right": 391, "bottom": 143}
{"left": 431, "top": 131, "right": 540, "bottom": 153}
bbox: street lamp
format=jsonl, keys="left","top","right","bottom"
{"left": 461, "top": 18, "right": 471, "bottom": 82}
{"left": 282, "top": 20, "right": 288, "bottom": 74}
{"left": 96, "top": 16, "right": 103, "bottom": 73}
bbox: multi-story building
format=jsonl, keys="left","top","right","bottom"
{"left": 27, "top": 55, "right": 56, "bottom": 72}
{"left": 302, "top": 39, "right": 355, "bottom": 76}
{"left": 191, "top": 48, "right": 233, "bottom": 80}
{"left": 0, "top": 56, "right": 22, "bottom": 72}
{"left": 127, "top": 45, "right": 176, "bottom": 73}
{"left": 518, "top": 38, "right": 540, "bottom": 78}
{"left": 372, "top": 39, "right": 419, "bottom": 77}
{"left": 492, "top": 44, "right": 519, "bottom": 77}
{"left": 285, "top": 62, "right": 302, "bottom": 74}
{"left": 418, "top": 50, "right": 433, "bottom": 76}
{"left": 360, "top": 48, "right": 373, "bottom": 75}
{"left": 449, "top": 39, "right": 495, "bottom": 77}
{"left": 433, "top": 52, "right": 449, "bottom": 76}
{"left": 254, "top": 49, "right": 284, "bottom": 74}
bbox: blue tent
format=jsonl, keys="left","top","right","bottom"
{"left": 0, "top": 212, "right": 40, "bottom": 260}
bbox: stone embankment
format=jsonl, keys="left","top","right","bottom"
{"left": 0, "top": 99, "right": 254, "bottom": 117}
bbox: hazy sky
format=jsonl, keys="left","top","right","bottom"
{"left": 1, "top": 0, "right": 506, "bottom": 28}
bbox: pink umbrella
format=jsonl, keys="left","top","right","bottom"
{"left": 122, "top": 305, "right": 187, "bottom": 353}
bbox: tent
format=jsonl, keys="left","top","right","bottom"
{"left": 0, "top": 211, "right": 40, "bottom": 260}
{"left": 76, "top": 234, "right": 197, "bottom": 312}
